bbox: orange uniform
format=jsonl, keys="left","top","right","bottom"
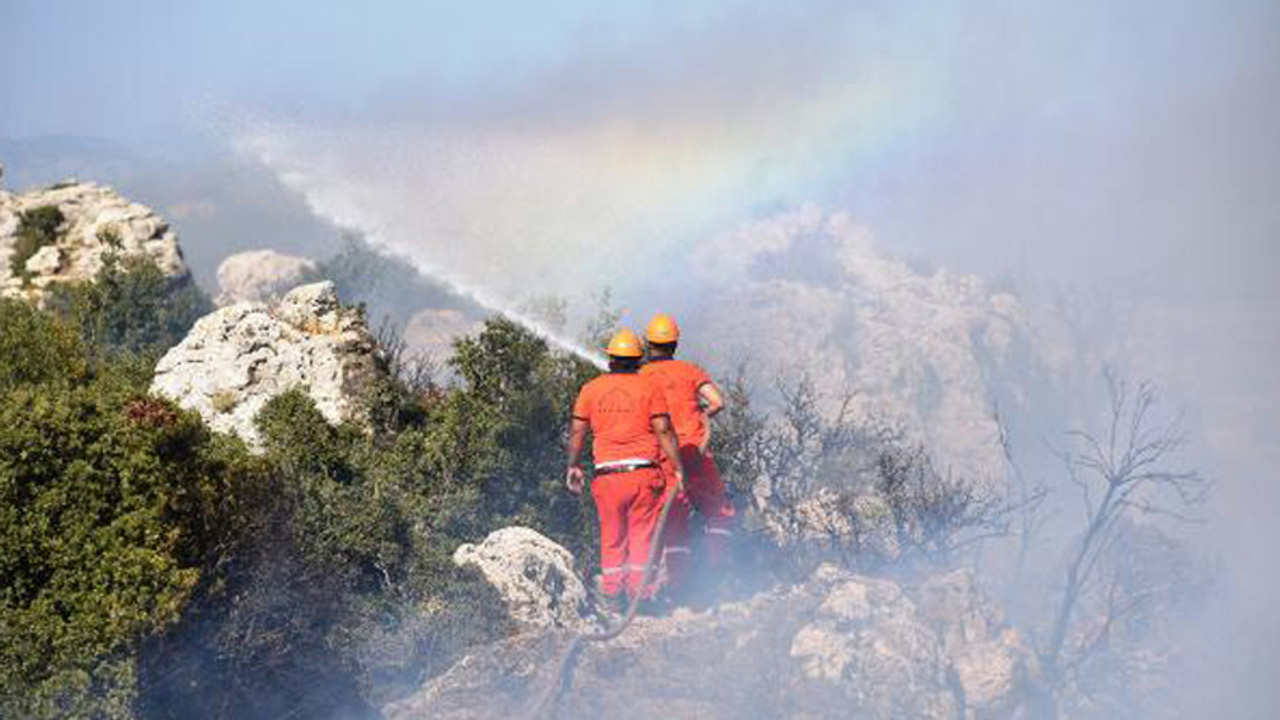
{"left": 573, "top": 371, "right": 672, "bottom": 599}
{"left": 640, "top": 359, "right": 736, "bottom": 589}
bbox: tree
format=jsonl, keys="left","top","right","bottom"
{"left": 49, "top": 254, "right": 210, "bottom": 359}
{"left": 1042, "top": 371, "right": 1208, "bottom": 687}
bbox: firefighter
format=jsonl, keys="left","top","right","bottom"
{"left": 640, "top": 313, "right": 735, "bottom": 597}
{"left": 566, "top": 328, "right": 685, "bottom": 611}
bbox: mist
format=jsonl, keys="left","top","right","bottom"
{"left": 4, "top": 0, "right": 1278, "bottom": 716}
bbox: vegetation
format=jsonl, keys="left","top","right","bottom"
{"left": 712, "top": 372, "right": 1005, "bottom": 578}
{"left": 0, "top": 300, "right": 246, "bottom": 718}
{"left": 0, "top": 275, "right": 597, "bottom": 718}
{"left": 11, "top": 205, "right": 64, "bottom": 282}
{"left": 1042, "top": 372, "right": 1208, "bottom": 694}
{"left": 49, "top": 254, "right": 210, "bottom": 359}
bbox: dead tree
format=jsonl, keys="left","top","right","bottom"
{"left": 1042, "top": 370, "right": 1208, "bottom": 684}
{"left": 994, "top": 406, "right": 1050, "bottom": 597}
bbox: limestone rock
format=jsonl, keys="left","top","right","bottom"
{"left": 452, "top": 527, "right": 595, "bottom": 631}
{"left": 0, "top": 181, "right": 188, "bottom": 304}
{"left": 150, "top": 281, "right": 381, "bottom": 449}
{"left": 916, "top": 569, "right": 1034, "bottom": 718}
{"left": 386, "top": 559, "right": 1034, "bottom": 720}
{"left": 215, "top": 249, "right": 316, "bottom": 306}
{"left": 790, "top": 569, "right": 958, "bottom": 720}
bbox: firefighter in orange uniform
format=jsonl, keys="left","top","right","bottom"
{"left": 640, "top": 313, "right": 735, "bottom": 596}
{"left": 566, "top": 329, "right": 685, "bottom": 609}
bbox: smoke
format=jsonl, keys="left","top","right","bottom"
{"left": 223, "top": 1, "right": 1279, "bottom": 716}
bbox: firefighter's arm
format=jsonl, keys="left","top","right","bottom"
{"left": 652, "top": 414, "right": 685, "bottom": 494}
{"left": 698, "top": 382, "right": 725, "bottom": 417}
{"left": 565, "top": 417, "right": 589, "bottom": 495}
{"left": 697, "top": 382, "right": 725, "bottom": 454}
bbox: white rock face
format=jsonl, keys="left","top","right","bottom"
{"left": 452, "top": 527, "right": 595, "bottom": 631}
{"left": 150, "top": 281, "right": 380, "bottom": 449}
{"left": 916, "top": 569, "right": 1034, "bottom": 717}
{"left": 790, "top": 569, "right": 958, "bottom": 719}
{"left": 0, "top": 181, "right": 188, "bottom": 304}
{"left": 387, "top": 557, "right": 1036, "bottom": 720}
{"left": 215, "top": 249, "right": 317, "bottom": 306}
{"left": 691, "top": 205, "right": 1041, "bottom": 486}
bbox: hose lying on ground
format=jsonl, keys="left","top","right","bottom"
{"left": 522, "top": 481, "right": 682, "bottom": 720}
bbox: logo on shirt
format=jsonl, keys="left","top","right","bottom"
{"left": 598, "top": 387, "right": 637, "bottom": 414}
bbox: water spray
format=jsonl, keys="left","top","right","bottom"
{"left": 353, "top": 225, "right": 609, "bottom": 370}
{"left": 239, "top": 135, "right": 608, "bottom": 369}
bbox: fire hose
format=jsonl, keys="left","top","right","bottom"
{"left": 522, "top": 477, "right": 682, "bottom": 720}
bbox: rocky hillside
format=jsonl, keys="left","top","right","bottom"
{"left": 389, "top": 527, "right": 1038, "bottom": 720}
{"left": 0, "top": 181, "right": 189, "bottom": 305}
{"left": 690, "top": 205, "right": 1046, "bottom": 486}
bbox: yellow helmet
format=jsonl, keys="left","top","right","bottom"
{"left": 606, "top": 328, "right": 644, "bottom": 358}
{"left": 646, "top": 313, "right": 680, "bottom": 344}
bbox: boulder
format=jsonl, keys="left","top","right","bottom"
{"left": 789, "top": 570, "right": 959, "bottom": 720}
{"left": 215, "top": 249, "right": 317, "bottom": 306}
{"left": 0, "top": 181, "right": 188, "bottom": 304}
{"left": 150, "top": 281, "right": 381, "bottom": 449}
{"left": 916, "top": 569, "right": 1035, "bottom": 718}
{"left": 452, "top": 527, "right": 596, "bottom": 631}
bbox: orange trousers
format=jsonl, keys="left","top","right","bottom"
{"left": 591, "top": 466, "right": 668, "bottom": 600}
{"left": 660, "top": 446, "right": 736, "bottom": 594}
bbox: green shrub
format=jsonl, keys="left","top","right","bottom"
{"left": 0, "top": 299, "right": 87, "bottom": 391}
{"left": 49, "top": 254, "right": 210, "bottom": 360}
{"left": 442, "top": 317, "right": 601, "bottom": 555}
{"left": 135, "top": 388, "right": 511, "bottom": 718}
{"left": 11, "top": 205, "right": 64, "bottom": 281}
{"left": 0, "top": 375, "right": 249, "bottom": 719}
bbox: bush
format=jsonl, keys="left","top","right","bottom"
{"left": 11, "top": 205, "right": 64, "bottom": 281}
{"left": 135, "top": 388, "right": 513, "bottom": 719}
{"left": 0, "top": 299, "right": 87, "bottom": 391}
{"left": 441, "top": 316, "right": 601, "bottom": 556}
{"left": 0, "top": 367, "right": 250, "bottom": 718}
{"left": 721, "top": 374, "right": 1003, "bottom": 577}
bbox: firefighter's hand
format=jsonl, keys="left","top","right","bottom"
{"left": 673, "top": 470, "right": 687, "bottom": 497}
{"left": 565, "top": 466, "right": 585, "bottom": 495}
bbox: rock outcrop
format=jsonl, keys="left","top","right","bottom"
{"left": 0, "top": 181, "right": 188, "bottom": 304}
{"left": 452, "top": 527, "right": 597, "bottom": 631}
{"left": 690, "top": 205, "right": 1046, "bottom": 487}
{"left": 151, "top": 281, "right": 381, "bottom": 449}
{"left": 215, "top": 249, "right": 316, "bottom": 306}
{"left": 388, "top": 530, "right": 1036, "bottom": 720}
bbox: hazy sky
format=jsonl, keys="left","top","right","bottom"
{"left": 0, "top": 0, "right": 728, "bottom": 141}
